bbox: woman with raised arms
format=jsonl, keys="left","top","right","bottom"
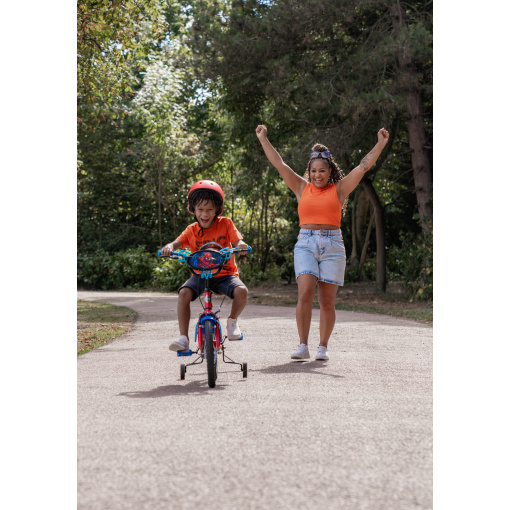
{"left": 255, "top": 124, "right": 389, "bottom": 361}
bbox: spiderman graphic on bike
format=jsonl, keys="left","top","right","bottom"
{"left": 198, "top": 251, "right": 216, "bottom": 269}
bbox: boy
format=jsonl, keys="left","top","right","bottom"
{"left": 160, "top": 180, "right": 250, "bottom": 351}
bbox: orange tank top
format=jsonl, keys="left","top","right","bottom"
{"left": 298, "top": 183, "right": 342, "bottom": 227}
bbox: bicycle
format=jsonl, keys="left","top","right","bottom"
{"left": 158, "top": 242, "right": 252, "bottom": 388}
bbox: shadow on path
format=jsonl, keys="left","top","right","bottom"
{"left": 117, "top": 379, "right": 239, "bottom": 397}
{"left": 253, "top": 360, "right": 345, "bottom": 379}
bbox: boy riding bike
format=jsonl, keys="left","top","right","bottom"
{"left": 160, "top": 180, "right": 250, "bottom": 352}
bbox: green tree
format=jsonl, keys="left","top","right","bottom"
{"left": 77, "top": 0, "right": 166, "bottom": 128}
{"left": 78, "top": 39, "right": 235, "bottom": 254}
{"left": 78, "top": 0, "right": 432, "bottom": 297}
{"left": 184, "top": 0, "right": 432, "bottom": 290}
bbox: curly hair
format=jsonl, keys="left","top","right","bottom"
{"left": 304, "top": 143, "right": 348, "bottom": 215}
{"left": 188, "top": 189, "right": 223, "bottom": 216}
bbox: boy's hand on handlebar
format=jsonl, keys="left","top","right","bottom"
{"left": 236, "top": 241, "right": 250, "bottom": 256}
{"left": 160, "top": 239, "right": 182, "bottom": 257}
{"left": 160, "top": 244, "right": 174, "bottom": 256}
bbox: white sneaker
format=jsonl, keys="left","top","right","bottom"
{"left": 316, "top": 346, "right": 329, "bottom": 361}
{"left": 291, "top": 343, "right": 310, "bottom": 359}
{"left": 227, "top": 317, "right": 243, "bottom": 340}
{"left": 169, "top": 335, "right": 189, "bottom": 351}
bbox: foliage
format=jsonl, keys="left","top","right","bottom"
{"left": 76, "top": 0, "right": 433, "bottom": 296}
{"left": 77, "top": 247, "right": 157, "bottom": 289}
{"left": 79, "top": 59, "right": 205, "bottom": 254}
{"left": 187, "top": 0, "right": 431, "bottom": 144}
{"left": 154, "top": 254, "right": 288, "bottom": 291}
{"left": 77, "top": 0, "right": 166, "bottom": 128}
{"left": 238, "top": 259, "right": 281, "bottom": 287}
{"left": 278, "top": 252, "right": 296, "bottom": 284}
{"left": 153, "top": 258, "right": 190, "bottom": 290}
{"left": 182, "top": 0, "right": 432, "bottom": 281}
{"left": 387, "top": 229, "right": 433, "bottom": 300}
{"left": 78, "top": 33, "right": 239, "bottom": 253}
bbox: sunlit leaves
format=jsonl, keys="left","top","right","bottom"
{"left": 77, "top": 0, "right": 167, "bottom": 127}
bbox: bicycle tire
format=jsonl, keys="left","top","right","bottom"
{"left": 204, "top": 320, "right": 217, "bottom": 388}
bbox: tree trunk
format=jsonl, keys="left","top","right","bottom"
{"left": 406, "top": 87, "right": 432, "bottom": 231}
{"left": 262, "top": 186, "right": 269, "bottom": 272}
{"left": 350, "top": 194, "right": 359, "bottom": 267}
{"left": 361, "top": 178, "right": 386, "bottom": 292}
{"left": 391, "top": 0, "right": 432, "bottom": 233}
{"left": 355, "top": 187, "right": 370, "bottom": 260}
{"left": 358, "top": 205, "right": 375, "bottom": 281}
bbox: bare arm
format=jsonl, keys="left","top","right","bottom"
{"left": 337, "top": 128, "right": 389, "bottom": 203}
{"left": 256, "top": 125, "right": 307, "bottom": 199}
{"left": 233, "top": 239, "right": 249, "bottom": 255}
{"left": 160, "top": 239, "right": 182, "bottom": 256}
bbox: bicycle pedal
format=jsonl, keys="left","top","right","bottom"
{"left": 177, "top": 349, "right": 193, "bottom": 357}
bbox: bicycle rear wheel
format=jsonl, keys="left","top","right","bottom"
{"left": 204, "top": 320, "right": 217, "bottom": 388}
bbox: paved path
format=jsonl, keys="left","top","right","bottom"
{"left": 77, "top": 291, "right": 432, "bottom": 510}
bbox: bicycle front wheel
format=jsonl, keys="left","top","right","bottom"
{"left": 204, "top": 320, "right": 217, "bottom": 388}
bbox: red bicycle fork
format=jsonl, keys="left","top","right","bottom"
{"left": 197, "top": 289, "right": 222, "bottom": 351}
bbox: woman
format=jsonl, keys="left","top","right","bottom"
{"left": 255, "top": 124, "right": 389, "bottom": 360}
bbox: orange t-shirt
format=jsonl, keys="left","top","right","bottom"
{"left": 177, "top": 217, "right": 243, "bottom": 277}
{"left": 298, "top": 183, "right": 342, "bottom": 227}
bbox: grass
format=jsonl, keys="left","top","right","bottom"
{"left": 251, "top": 298, "right": 432, "bottom": 323}
{"left": 249, "top": 282, "right": 432, "bottom": 323}
{"left": 77, "top": 300, "right": 137, "bottom": 356}
{"left": 333, "top": 303, "right": 432, "bottom": 322}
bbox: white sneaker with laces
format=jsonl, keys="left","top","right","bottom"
{"left": 227, "top": 317, "right": 243, "bottom": 340}
{"left": 169, "top": 335, "right": 189, "bottom": 351}
{"left": 291, "top": 343, "right": 310, "bottom": 359}
{"left": 316, "top": 346, "right": 329, "bottom": 361}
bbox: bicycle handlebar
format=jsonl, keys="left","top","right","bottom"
{"left": 157, "top": 246, "right": 252, "bottom": 259}
{"left": 158, "top": 246, "right": 252, "bottom": 277}
{"left": 157, "top": 251, "right": 180, "bottom": 259}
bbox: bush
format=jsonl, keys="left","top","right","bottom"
{"left": 238, "top": 259, "right": 281, "bottom": 286}
{"left": 387, "top": 230, "right": 433, "bottom": 300}
{"left": 78, "top": 246, "right": 295, "bottom": 291}
{"left": 153, "top": 258, "right": 190, "bottom": 291}
{"left": 77, "top": 249, "right": 114, "bottom": 290}
{"left": 77, "top": 247, "right": 157, "bottom": 290}
{"left": 278, "top": 252, "right": 295, "bottom": 284}
{"left": 111, "top": 247, "right": 157, "bottom": 288}
{"left": 344, "top": 258, "right": 377, "bottom": 283}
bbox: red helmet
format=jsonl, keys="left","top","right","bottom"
{"left": 187, "top": 180, "right": 224, "bottom": 215}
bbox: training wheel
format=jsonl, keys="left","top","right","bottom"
{"left": 180, "top": 364, "right": 186, "bottom": 380}
{"left": 242, "top": 362, "right": 248, "bottom": 378}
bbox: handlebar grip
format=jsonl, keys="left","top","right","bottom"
{"left": 159, "top": 250, "right": 182, "bottom": 259}
{"left": 158, "top": 250, "right": 178, "bottom": 258}
{"left": 232, "top": 246, "right": 252, "bottom": 254}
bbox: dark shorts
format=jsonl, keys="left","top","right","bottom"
{"left": 179, "top": 275, "right": 247, "bottom": 301}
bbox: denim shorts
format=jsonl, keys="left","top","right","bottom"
{"left": 179, "top": 275, "right": 246, "bottom": 301}
{"left": 294, "top": 229, "right": 347, "bottom": 286}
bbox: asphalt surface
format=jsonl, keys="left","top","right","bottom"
{"left": 77, "top": 290, "right": 432, "bottom": 510}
